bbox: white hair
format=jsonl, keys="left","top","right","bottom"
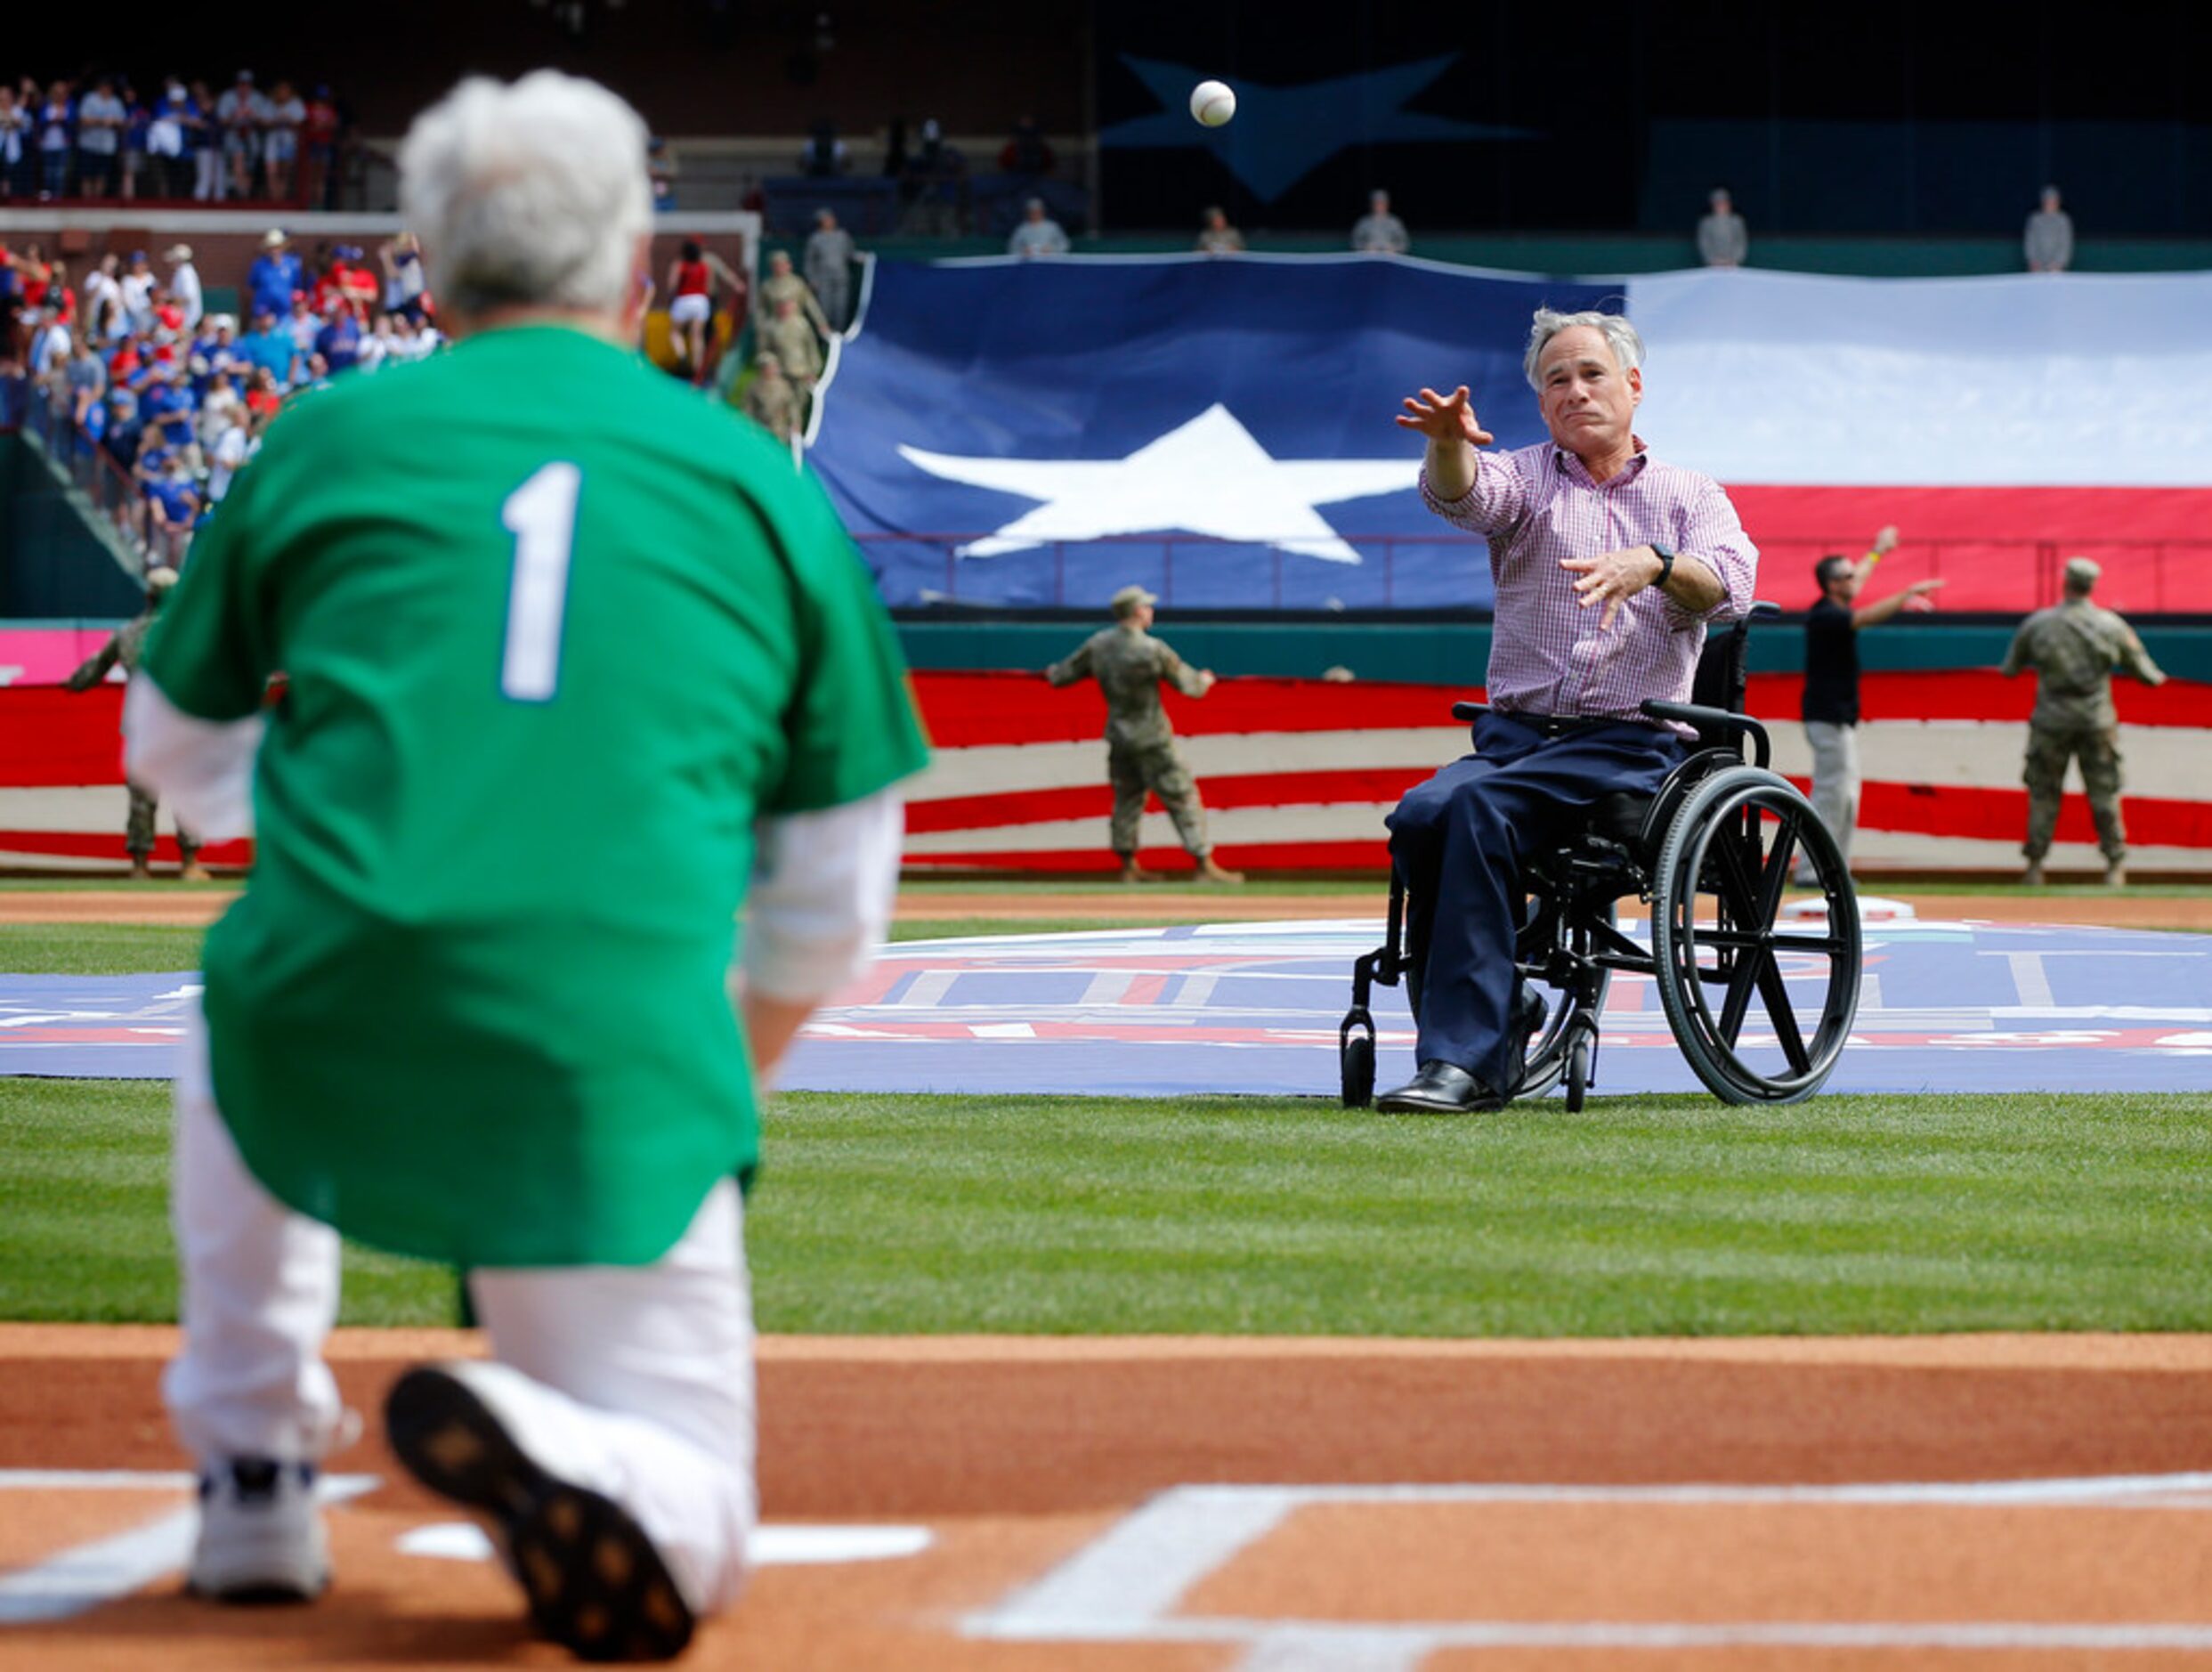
{"left": 1524, "top": 308, "right": 1644, "bottom": 391}
{"left": 399, "top": 71, "right": 650, "bottom": 318}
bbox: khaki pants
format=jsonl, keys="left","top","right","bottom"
{"left": 1803, "top": 720, "right": 1860, "bottom": 871}
{"left": 127, "top": 782, "right": 201, "bottom": 865}
{"left": 1108, "top": 739, "right": 1210, "bottom": 858}
{"left": 2022, "top": 721, "right": 2125, "bottom": 863}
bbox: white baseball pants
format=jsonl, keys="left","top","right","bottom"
{"left": 162, "top": 1002, "right": 758, "bottom": 1614}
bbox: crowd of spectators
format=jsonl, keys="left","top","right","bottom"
{"left": 0, "top": 71, "right": 353, "bottom": 207}
{"left": 4, "top": 227, "right": 442, "bottom": 564}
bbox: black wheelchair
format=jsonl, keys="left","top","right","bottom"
{"left": 1340, "top": 602, "right": 1861, "bottom": 1111}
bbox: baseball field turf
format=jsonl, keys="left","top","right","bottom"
{"left": 4, "top": 881, "right": 2208, "bottom": 1340}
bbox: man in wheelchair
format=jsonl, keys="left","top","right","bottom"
{"left": 1373, "top": 308, "right": 1758, "bottom": 1114}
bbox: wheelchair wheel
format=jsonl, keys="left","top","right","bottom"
{"left": 1514, "top": 897, "right": 1613, "bottom": 1103}
{"left": 1651, "top": 766, "right": 1860, "bottom": 1105}
{"left": 1340, "top": 1027, "right": 1376, "bottom": 1109}
{"left": 1563, "top": 1028, "right": 1593, "bottom": 1113}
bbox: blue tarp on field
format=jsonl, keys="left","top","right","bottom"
{"left": 808, "top": 256, "right": 1613, "bottom": 613}
{"left": 21, "top": 919, "right": 2208, "bottom": 1096}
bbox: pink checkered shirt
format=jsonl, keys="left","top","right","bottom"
{"left": 1420, "top": 438, "right": 1759, "bottom": 732}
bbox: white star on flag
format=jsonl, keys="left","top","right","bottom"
{"left": 896, "top": 404, "right": 1419, "bottom": 564}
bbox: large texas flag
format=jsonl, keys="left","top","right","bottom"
{"left": 811, "top": 257, "right": 2212, "bottom": 615}
{"left": 804, "top": 256, "right": 2212, "bottom": 873}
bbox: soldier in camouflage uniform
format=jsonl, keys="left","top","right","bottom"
{"left": 2001, "top": 556, "right": 2167, "bottom": 887}
{"left": 758, "top": 295, "right": 823, "bottom": 388}
{"left": 739, "top": 351, "right": 803, "bottom": 443}
{"left": 1047, "top": 585, "right": 1243, "bottom": 883}
{"left": 65, "top": 566, "right": 209, "bottom": 881}
{"left": 758, "top": 249, "right": 830, "bottom": 337}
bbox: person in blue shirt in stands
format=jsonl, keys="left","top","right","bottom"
{"left": 247, "top": 228, "right": 302, "bottom": 321}
{"left": 312, "top": 298, "right": 361, "bottom": 372}
{"left": 239, "top": 308, "right": 296, "bottom": 384}
{"left": 140, "top": 447, "right": 201, "bottom": 564}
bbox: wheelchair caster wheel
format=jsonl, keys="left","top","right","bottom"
{"left": 1564, "top": 1032, "right": 1593, "bottom": 1113}
{"left": 1341, "top": 1031, "right": 1375, "bottom": 1108}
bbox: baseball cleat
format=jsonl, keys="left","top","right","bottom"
{"left": 385, "top": 1363, "right": 695, "bottom": 1662}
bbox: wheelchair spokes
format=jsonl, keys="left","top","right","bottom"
{"left": 1652, "top": 767, "right": 1861, "bottom": 1103}
{"left": 1514, "top": 889, "right": 1614, "bottom": 1106}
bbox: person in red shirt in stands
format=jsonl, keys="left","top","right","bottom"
{"left": 241, "top": 365, "right": 283, "bottom": 420}
{"left": 15, "top": 242, "right": 51, "bottom": 312}
{"left": 664, "top": 239, "right": 739, "bottom": 388}
{"left": 302, "top": 87, "right": 339, "bottom": 209}
{"left": 666, "top": 239, "right": 712, "bottom": 385}
{"left": 333, "top": 245, "right": 377, "bottom": 318}
{"left": 309, "top": 249, "right": 343, "bottom": 316}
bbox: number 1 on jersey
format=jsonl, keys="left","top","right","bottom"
{"left": 500, "top": 463, "right": 581, "bottom": 702}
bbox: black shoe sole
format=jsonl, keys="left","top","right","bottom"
{"left": 186, "top": 1578, "right": 328, "bottom": 1606}
{"left": 1373, "top": 1089, "right": 1505, "bottom": 1115}
{"left": 385, "top": 1367, "right": 695, "bottom": 1662}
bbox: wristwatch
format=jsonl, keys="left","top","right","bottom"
{"left": 1649, "top": 543, "right": 1676, "bottom": 588}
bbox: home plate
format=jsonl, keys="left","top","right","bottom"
{"left": 396, "top": 1522, "right": 934, "bottom": 1566}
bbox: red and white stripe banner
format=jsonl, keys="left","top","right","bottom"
{"left": 903, "top": 670, "right": 2212, "bottom": 875}
{"left": 3, "top": 670, "right": 2203, "bottom": 874}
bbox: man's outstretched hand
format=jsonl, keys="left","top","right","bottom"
{"left": 1561, "top": 546, "right": 1661, "bottom": 631}
{"left": 1396, "top": 386, "right": 1494, "bottom": 447}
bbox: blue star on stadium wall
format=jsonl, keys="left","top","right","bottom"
{"left": 1099, "top": 54, "right": 1536, "bottom": 204}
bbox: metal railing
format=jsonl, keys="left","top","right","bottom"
{"left": 855, "top": 532, "right": 2212, "bottom": 614}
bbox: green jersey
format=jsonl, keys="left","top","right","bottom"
{"left": 144, "top": 324, "right": 926, "bottom": 1267}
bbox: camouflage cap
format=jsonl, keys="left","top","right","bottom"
{"left": 1110, "top": 585, "right": 1157, "bottom": 618}
{"left": 2062, "top": 556, "right": 2102, "bottom": 588}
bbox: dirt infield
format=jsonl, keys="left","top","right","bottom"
{"left": 5, "top": 1328, "right": 2212, "bottom": 1668}
{"left": 7, "top": 885, "right": 2212, "bottom": 930}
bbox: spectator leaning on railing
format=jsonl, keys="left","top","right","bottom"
{"left": 0, "top": 85, "right": 29, "bottom": 197}
{"left": 0, "top": 69, "right": 347, "bottom": 204}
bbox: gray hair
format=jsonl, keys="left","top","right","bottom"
{"left": 398, "top": 71, "right": 650, "bottom": 319}
{"left": 1524, "top": 308, "right": 1644, "bottom": 391}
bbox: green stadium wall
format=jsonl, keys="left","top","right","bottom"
{"left": 895, "top": 620, "right": 2212, "bottom": 686}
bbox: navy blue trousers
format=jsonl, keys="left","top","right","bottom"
{"left": 1385, "top": 713, "right": 1685, "bottom": 1092}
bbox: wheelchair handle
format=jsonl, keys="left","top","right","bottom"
{"left": 1640, "top": 701, "right": 1771, "bottom": 768}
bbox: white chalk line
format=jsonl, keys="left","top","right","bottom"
{"left": 965, "top": 1474, "right": 2212, "bottom": 1664}
{"left": 0, "top": 1473, "right": 377, "bottom": 1626}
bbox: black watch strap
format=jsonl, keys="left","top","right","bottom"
{"left": 1650, "top": 543, "right": 1676, "bottom": 588}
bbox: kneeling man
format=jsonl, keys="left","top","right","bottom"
{"left": 1380, "top": 309, "right": 1757, "bottom": 1113}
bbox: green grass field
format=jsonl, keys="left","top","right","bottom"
{"left": 3, "top": 881, "right": 2208, "bottom": 1339}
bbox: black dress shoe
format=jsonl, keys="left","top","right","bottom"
{"left": 1376, "top": 1059, "right": 1505, "bottom": 1116}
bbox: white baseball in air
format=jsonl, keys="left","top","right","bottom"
{"left": 1189, "top": 79, "right": 1236, "bottom": 128}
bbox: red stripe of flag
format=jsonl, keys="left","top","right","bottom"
{"left": 907, "top": 767, "right": 1419, "bottom": 833}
